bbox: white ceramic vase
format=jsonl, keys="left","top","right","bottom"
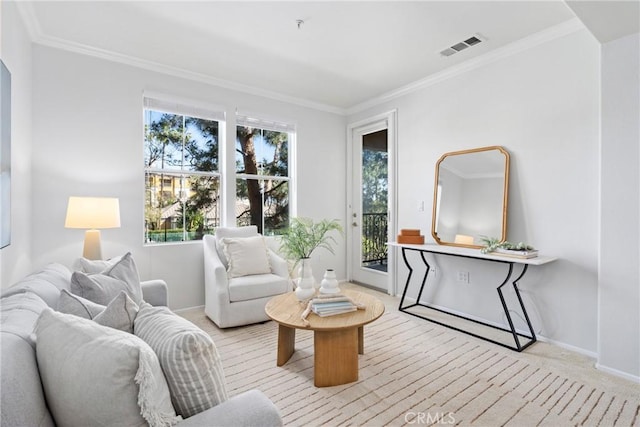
{"left": 295, "top": 257, "right": 316, "bottom": 300}
{"left": 319, "top": 269, "right": 340, "bottom": 294}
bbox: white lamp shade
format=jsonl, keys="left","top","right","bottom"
{"left": 65, "top": 197, "right": 121, "bottom": 229}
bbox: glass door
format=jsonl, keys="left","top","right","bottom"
{"left": 351, "top": 125, "right": 389, "bottom": 290}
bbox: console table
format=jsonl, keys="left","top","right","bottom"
{"left": 387, "top": 242, "right": 557, "bottom": 352}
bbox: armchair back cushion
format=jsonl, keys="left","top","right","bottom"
{"left": 214, "top": 226, "right": 259, "bottom": 268}
{"left": 221, "top": 235, "right": 271, "bottom": 278}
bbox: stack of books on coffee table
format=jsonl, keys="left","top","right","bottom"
{"left": 311, "top": 296, "right": 357, "bottom": 317}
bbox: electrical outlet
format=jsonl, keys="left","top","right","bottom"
{"left": 457, "top": 271, "right": 469, "bottom": 284}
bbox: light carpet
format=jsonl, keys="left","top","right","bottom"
{"left": 181, "top": 297, "right": 639, "bottom": 427}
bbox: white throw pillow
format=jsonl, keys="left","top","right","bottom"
{"left": 134, "top": 303, "right": 228, "bottom": 418}
{"left": 34, "top": 308, "right": 181, "bottom": 427}
{"left": 221, "top": 235, "right": 271, "bottom": 278}
{"left": 213, "top": 226, "right": 259, "bottom": 268}
{"left": 70, "top": 252, "right": 143, "bottom": 305}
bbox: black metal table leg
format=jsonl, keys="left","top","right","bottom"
{"left": 396, "top": 247, "right": 537, "bottom": 352}
{"left": 398, "top": 248, "right": 413, "bottom": 310}
{"left": 512, "top": 264, "right": 537, "bottom": 348}
{"left": 415, "top": 251, "right": 431, "bottom": 305}
{"left": 497, "top": 263, "right": 521, "bottom": 350}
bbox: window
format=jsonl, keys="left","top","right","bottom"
{"left": 144, "top": 97, "right": 223, "bottom": 243}
{"left": 235, "top": 115, "right": 294, "bottom": 235}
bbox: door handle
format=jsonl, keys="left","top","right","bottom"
{"left": 352, "top": 222, "right": 358, "bottom": 227}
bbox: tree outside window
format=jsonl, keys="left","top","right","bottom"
{"left": 144, "top": 110, "right": 220, "bottom": 243}
{"left": 236, "top": 125, "right": 290, "bottom": 235}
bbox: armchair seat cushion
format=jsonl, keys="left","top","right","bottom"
{"left": 228, "top": 274, "right": 289, "bottom": 303}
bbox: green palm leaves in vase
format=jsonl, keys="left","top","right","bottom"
{"left": 279, "top": 217, "right": 343, "bottom": 267}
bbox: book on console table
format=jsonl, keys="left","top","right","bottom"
{"left": 493, "top": 248, "right": 539, "bottom": 259}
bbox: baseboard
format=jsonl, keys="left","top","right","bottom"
{"left": 402, "top": 296, "right": 599, "bottom": 359}
{"left": 535, "top": 335, "right": 597, "bottom": 359}
{"left": 595, "top": 363, "right": 640, "bottom": 384}
{"left": 173, "top": 304, "right": 204, "bottom": 314}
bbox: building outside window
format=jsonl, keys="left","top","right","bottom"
{"left": 143, "top": 97, "right": 223, "bottom": 243}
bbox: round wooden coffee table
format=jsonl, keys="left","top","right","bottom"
{"left": 265, "top": 289, "right": 385, "bottom": 387}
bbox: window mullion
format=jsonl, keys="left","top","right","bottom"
{"left": 236, "top": 173, "right": 289, "bottom": 181}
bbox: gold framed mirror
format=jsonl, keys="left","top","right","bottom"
{"left": 431, "top": 146, "right": 510, "bottom": 249}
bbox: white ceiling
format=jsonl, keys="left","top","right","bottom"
{"left": 16, "top": 1, "right": 639, "bottom": 113}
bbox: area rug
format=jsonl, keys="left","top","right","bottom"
{"left": 181, "top": 308, "right": 639, "bottom": 427}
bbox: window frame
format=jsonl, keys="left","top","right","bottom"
{"left": 143, "top": 94, "right": 225, "bottom": 246}
{"left": 142, "top": 97, "right": 297, "bottom": 245}
{"left": 234, "top": 114, "right": 296, "bottom": 235}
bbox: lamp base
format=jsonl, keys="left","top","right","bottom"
{"left": 82, "top": 229, "right": 103, "bottom": 260}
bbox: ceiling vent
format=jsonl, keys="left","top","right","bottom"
{"left": 440, "top": 34, "right": 485, "bottom": 57}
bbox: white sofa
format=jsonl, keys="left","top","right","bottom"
{"left": 203, "top": 226, "right": 292, "bottom": 328}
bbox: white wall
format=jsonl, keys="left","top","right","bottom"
{"left": 598, "top": 32, "right": 640, "bottom": 380}
{"left": 349, "top": 29, "right": 601, "bottom": 353}
{"left": 0, "top": 1, "right": 33, "bottom": 287}
{"left": 5, "top": 3, "right": 638, "bottom": 380}
{"left": 26, "top": 45, "right": 346, "bottom": 309}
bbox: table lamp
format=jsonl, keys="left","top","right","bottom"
{"left": 65, "top": 196, "right": 121, "bottom": 260}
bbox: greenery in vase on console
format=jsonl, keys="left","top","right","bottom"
{"left": 479, "top": 236, "right": 536, "bottom": 254}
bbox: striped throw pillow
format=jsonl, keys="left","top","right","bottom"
{"left": 134, "top": 304, "right": 228, "bottom": 418}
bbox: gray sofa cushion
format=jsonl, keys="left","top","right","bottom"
{"left": 0, "top": 292, "right": 49, "bottom": 339}
{"left": 0, "top": 292, "right": 55, "bottom": 427}
{"left": 1, "top": 333, "right": 55, "bottom": 427}
{"left": 176, "top": 390, "right": 282, "bottom": 427}
{"left": 141, "top": 279, "right": 169, "bottom": 306}
{"left": 1, "top": 263, "right": 71, "bottom": 308}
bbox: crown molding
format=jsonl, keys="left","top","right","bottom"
{"left": 35, "top": 33, "right": 346, "bottom": 116}
{"left": 14, "top": 1, "right": 43, "bottom": 42}
{"left": 15, "top": 2, "right": 346, "bottom": 116}
{"left": 346, "top": 18, "right": 586, "bottom": 115}
{"left": 15, "top": 2, "right": 584, "bottom": 118}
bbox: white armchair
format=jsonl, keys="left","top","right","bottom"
{"left": 203, "top": 226, "right": 292, "bottom": 328}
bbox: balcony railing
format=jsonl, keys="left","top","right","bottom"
{"left": 362, "top": 212, "right": 388, "bottom": 267}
